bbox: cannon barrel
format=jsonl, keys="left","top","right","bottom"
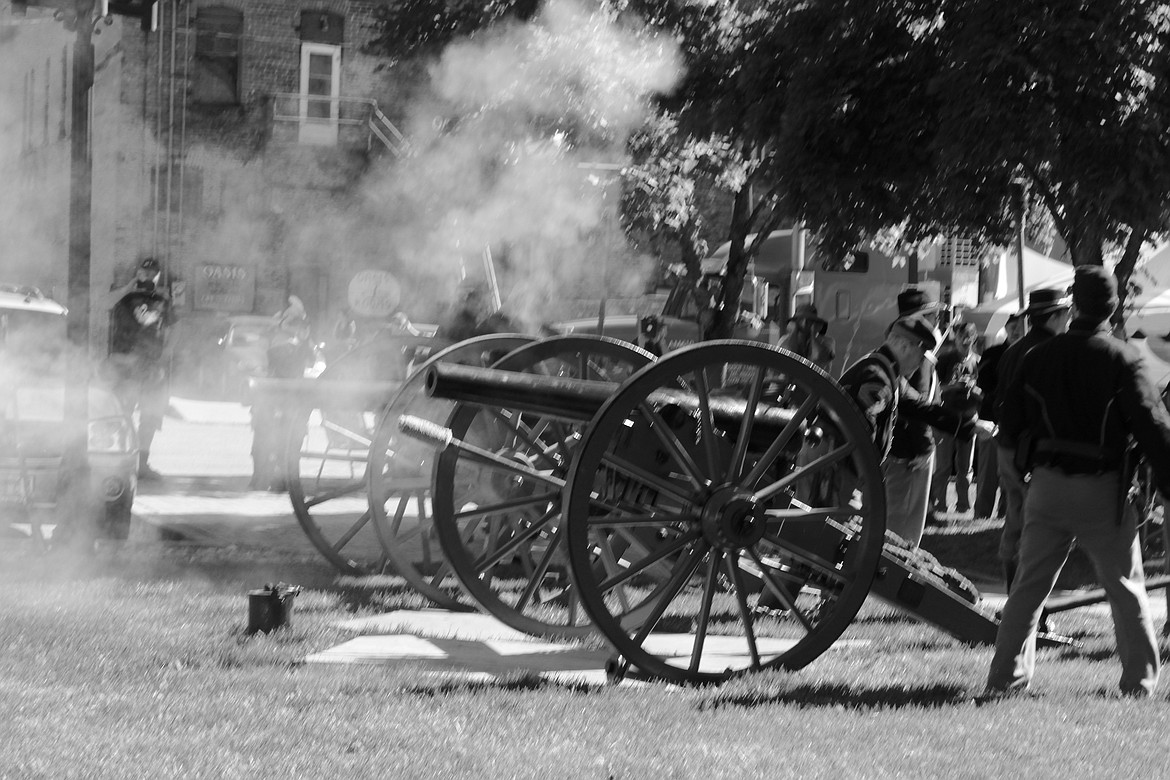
{"left": 423, "top": 362, "right": 799, "bottom": 434}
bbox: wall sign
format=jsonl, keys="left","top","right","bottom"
{"left": 194, "top": 263, "right": 255, "bottom": 312}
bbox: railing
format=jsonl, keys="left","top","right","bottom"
{"left": 270, "top": 93, "right": 409, "bottom": 157}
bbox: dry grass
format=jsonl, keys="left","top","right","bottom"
{"left": 2, "top": 539, "right": 1169, "bottom": 779}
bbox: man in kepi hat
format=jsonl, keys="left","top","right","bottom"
{"left": 778, "top": 302, "right": 836, "bottom": 372}
{"left": 981, "top": 266, "right": 1170, "bottom": 700}
{"left": 881, "top": 287, "right": 954, "bottom": 545}
{"left": 840, "top": 306, "right": 991, "bottom": 546}
{"left": 991, "top": 287, "right": 1073, "bottom": 594}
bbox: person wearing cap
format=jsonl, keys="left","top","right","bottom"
{"left": 972, "top": 313, "right": 1025, "bottom": 520}
{"left": 102, "top": 256, "right": 174, "bottom": 481}
{"left": 982, "top": 266, "right": 1170, "bottom": 700}
{"left": 992, "top": 288, "right": 1073, "bottom": 592}
{"left": 880, "top": 288, "right": 956, "bottom": 544}
{"left": 839, "top": 312, "right": 992, "bottom": 544}
{"left": 778, "top": 303, "right": 836, "bottom": 373}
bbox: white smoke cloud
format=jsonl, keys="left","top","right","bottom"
{"left": 358, "top": 0, "right": 683, "bottom": 328}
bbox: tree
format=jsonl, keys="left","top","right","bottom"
{"left": 774, "top": 0, "right": 1170, "bottom": 319}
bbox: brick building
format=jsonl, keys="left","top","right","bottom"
{"left": 3, "top": 0, "right": 411, "bottom": 391}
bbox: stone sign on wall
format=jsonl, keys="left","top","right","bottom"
{"left": 194, "top": 263, "right": 255, "bottom": 312}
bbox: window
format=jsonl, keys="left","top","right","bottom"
{"left": 298, "top": 43, "right": 340, "bottom": 144}
{"left": 820, "top": 250, "right": 869, "bottom": 273}
{"left": 297, "top": 11, "right": 343, "bottom": 145}
{"left": 192, "top": 7, "right": 242, "bottom": 105}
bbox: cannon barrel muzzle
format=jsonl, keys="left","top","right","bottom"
{"left": 423, "top": 363, "right": 799, "bottom": 435}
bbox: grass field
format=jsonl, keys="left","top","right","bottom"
{"left": 2, "top": 535, "right": 1169, "bottom": 779}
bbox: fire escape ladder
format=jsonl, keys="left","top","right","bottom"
{"left": 368, "top": 104, "right": 409, "bottom": 158}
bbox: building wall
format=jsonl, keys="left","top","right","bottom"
{"left": 102, "top": 0, "right": 409, "bottom": 391}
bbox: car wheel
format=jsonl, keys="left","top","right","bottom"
{"left": 102, "top": 493, "right": 134, "bottom": 541}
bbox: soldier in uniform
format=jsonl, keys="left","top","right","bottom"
{"left": 972, "top": 313, "right": 1025, "bottom": 519}
{"left": 982, "top": 266, "right": 1170, "bottom": 700}
{"left": 884, "top": 288, "right": 985, "bottom": 545}
{"left": 839, "top": 313, "right": 992, "bottom": 544}
{"left": 992, "top": 288, "right": 1073, "bottom": 591}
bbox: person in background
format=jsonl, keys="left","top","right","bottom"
{"left": 982, "top": 266, "right": 1170, "bottom": 700}
{"left": 930, "top": 321, "right": 981, "bottom": 518}
{"left": 993, "top": 288, "right": 1072, "bottom": 593}
{"left": 249, "top": 296, "right": 314, "bottom": 491}
{"left": 778, "top": 303, "right": 836, "bottom": 373}
{"left": 639, "top": 314, "right": 668, "bottom": 357}
{"left": 102, "top": 256, "right": 174, "bottom": 481}
{"left": 972, "top": 313, "right": 1025, "bottom": 520}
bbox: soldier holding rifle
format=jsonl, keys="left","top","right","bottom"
{"left": 982, "top": 266, "right": 1170, "bottom": 700}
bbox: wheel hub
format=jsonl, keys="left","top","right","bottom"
{"left": 701, "top": 486, "right": 767, "bottom": 550}
{"left": 488, "top": 449, "right": 539, "bottom": 500}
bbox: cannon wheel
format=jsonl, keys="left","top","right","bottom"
{"left": 366, "top": 334, "right": 536, "bottom": 609}
{"left": 286, "top": 335, "right": 441, "bottom": 575}
{"left": 431, "top": 335, "right": 654, "bottom": 638}
{"left": 563, "top": 341, "right": 886, "bottom": 684}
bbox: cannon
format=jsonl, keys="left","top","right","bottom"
{"left": 398, "top": 339, "right": 1071, "bottom": 684}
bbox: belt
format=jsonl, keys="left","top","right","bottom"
{"left": 1033, "top": 438, "right": 1121, "bottom": 475}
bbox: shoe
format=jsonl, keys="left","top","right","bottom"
{"left": 973, "top": 686, "right": 1037, "bottom": 705}
{"left": 137, "top": 463, "right": 163, "bottom": 481}
{"left": 926, "top": 512, "right": 945, "bottom": 528}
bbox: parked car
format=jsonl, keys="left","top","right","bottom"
{"left": 217, "top": 314, "right": 329, "bottom": 400}
{"left": 0, "top": 286, "right": 138, "bottom": 542}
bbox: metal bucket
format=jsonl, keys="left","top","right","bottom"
{"left": 247, "top": 583, "right": 301, "bottom": 634}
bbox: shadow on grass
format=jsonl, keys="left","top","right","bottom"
{"left": 698, "top": 682, "right": 969, "bottom": 710}
{"left": 402, "top": 671, "right": 599, "bottom": 697}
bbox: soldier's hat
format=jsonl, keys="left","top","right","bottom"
{"left": 896, "top": 287, "right": 942, "bottom": 317}
{"left": 1022, "top": 287, "right": 1072, "bottom": 316}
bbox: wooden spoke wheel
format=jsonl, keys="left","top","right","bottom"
{"left": 431, "top": 335, "right": 654, "bottom": 638}
{"left": 562, "top": 341, "right": 886, "bottom": 684}
{"left": 286, "top": 335, "right": 441, "bottom": 575}
{"left": 366, "top": 334, "right": 535, "bottom": 609}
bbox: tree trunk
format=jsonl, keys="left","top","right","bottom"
{"left": 708, "top": 186, "right": 753, "bottom": 339}
{"left": 1111, "top": 226, "right": 1149, "bottom": 335}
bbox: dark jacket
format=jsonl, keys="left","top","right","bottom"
{"left": 839, "top": 345, "right": 900, "bottom": 458}
{"left": 841, "top": 347, "right": 973, "bottom": 461}
{"left": 993, "top": 324, "right": 1058, "bottom": 448}
{"left": 976, "top": 341, "right": 1009, "bottom": 421}
{"left": 999, "top": 319, "right": 1170, "bottom": 494}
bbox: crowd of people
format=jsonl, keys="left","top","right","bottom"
{"left": 829, "top": 273, "right": 1170, "bottom": 701}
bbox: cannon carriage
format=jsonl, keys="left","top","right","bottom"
{"left": 253, "top": 333, "right": 1084, "bottom": 684}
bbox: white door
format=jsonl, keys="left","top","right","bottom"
{"left": 298, "top": 43, "right": 340, "bottom": 145}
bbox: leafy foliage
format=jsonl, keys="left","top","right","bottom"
{"left": 364, "top": 0, "right": 542, "bottom": 59}
{"left": 776, "top": 0, "right": 1170, "bottom": 313}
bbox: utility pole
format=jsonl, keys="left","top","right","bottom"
{"left": 64, "top": 0, "right": 96, "bottom": 425}
{"left": 68, "top": 0, "right": 94, "bottom": 357}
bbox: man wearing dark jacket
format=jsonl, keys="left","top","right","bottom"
{"left": 992, "top": 289, "right": 1072, "bottom": 590}
{"left": 983, "top": 266, "right": 1170, "bottom": 699}
{"left": 882, "top": 289, "right": 984, "bottom": 546}
{"left": 840, "top": 308, "right": 990, "bottom": 546}
{"left": 972, "top": 314, "right": 1024, "bottom": 519}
